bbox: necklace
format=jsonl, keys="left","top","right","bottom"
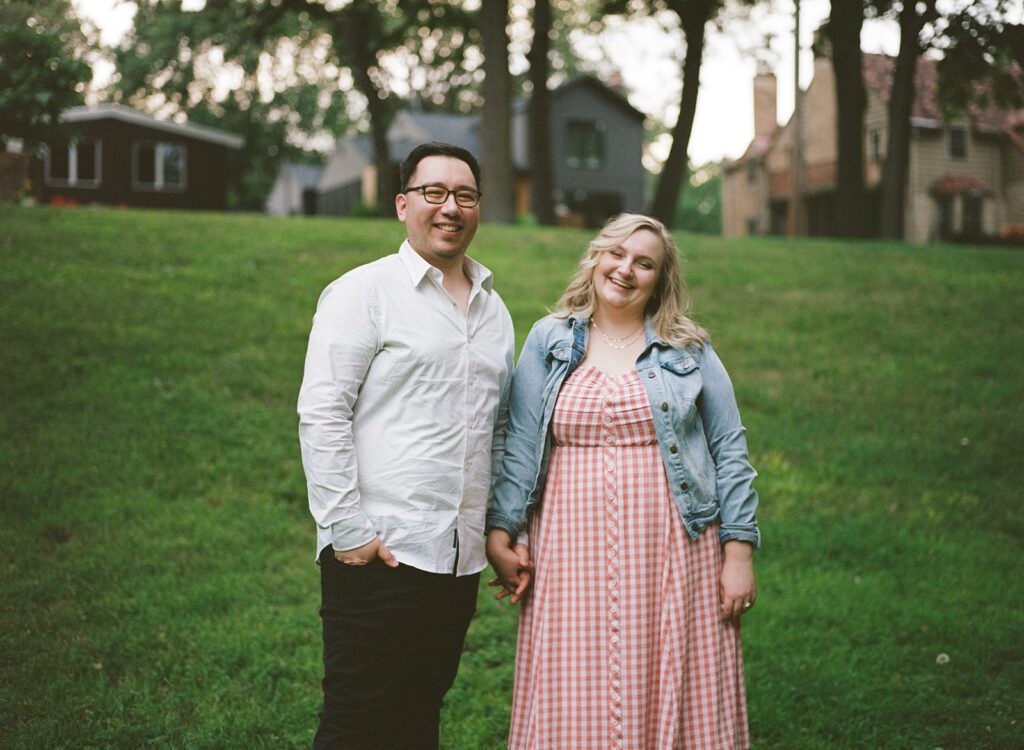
{"left": 590, "top": 319, "right": 644, "bottom": 349}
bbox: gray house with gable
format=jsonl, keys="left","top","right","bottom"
{"left": 274, "top": 76, "right": 646, "bottom": 227}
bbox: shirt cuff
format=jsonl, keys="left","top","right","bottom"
{"left": 330, "top": 515, "right": 378, "bottom": 552}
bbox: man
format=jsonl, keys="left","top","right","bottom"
{"left": 297, "top": 142, "right": 514, "bottom": 749}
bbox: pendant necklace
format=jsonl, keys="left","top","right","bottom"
{"left": 591, "top": 319, "right": 644, "bottom": 349}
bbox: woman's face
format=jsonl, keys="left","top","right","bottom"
{"left": 592, "top": 228, "right": 663, "bottom": 317}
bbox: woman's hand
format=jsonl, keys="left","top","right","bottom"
{"left": 486, "top": 529, "right": 533, "bottom": 604}
{"left": 720, "top": 540, "right": 756, "bottom": 621}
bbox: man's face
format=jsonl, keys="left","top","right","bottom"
{"left": 395, "top": 155, "right": 480, "bottom": 269}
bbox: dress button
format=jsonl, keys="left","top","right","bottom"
{"left": 670, "top": 445, "right": 678, "bottom": 454}
{"left": 661, "top": 402, "right": 669, "bottom": 411}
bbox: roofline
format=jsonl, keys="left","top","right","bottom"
{"left": 61, "top": 104, "right": 245, "bottom": 149}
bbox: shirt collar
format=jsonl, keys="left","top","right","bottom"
{"left": 398, "top": 240, "right": 494, "bottom": 294}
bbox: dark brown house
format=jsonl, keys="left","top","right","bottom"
{"left": 35, "top": 104, "right": 244, "bottom": 210}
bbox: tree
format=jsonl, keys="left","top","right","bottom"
{"left": 115, "top": 0, "right": 475, "bottom": 214}
{"left": 822, "top": 0, "right": 868, "bottom": 238}
{"left": 647, "top": 0, "right": 718, "bottom": 228}
{"left": 599, "top": 0, "right": 724, "bottom": 229}
{"left": 934, "top": 1, "right": 1024, "bottom": 115}
{"left": 480, "top": 0, "right": 516, "bottom": 223}
{"left": 876, "top": 0, "right": 1022, "bottom": 240}
{"left": 527, "top": 0, "right": 556, "bottom": 225}
{"left": 877, "top": 0, "right": 937, "bottom": 240}
{"left": 0, "top": 0, "right": 92, "bottom": 147}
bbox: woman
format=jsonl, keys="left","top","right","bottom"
{"left": 486, "top": 213, "right": 760, "bottom": 749}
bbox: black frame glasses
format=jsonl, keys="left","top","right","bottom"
{"left": 404, "top": 184, "right": 482, "bottom": 208}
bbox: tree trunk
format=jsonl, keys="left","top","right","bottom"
{"left": 649, "top": 0, "right": 712, "bottom": 228}
{"left": 879, "top": 1, "right": 934, "bottom": 240}
{"left": 340, "top": 3, "right": 395, "bottom": 217}
{"left": 479, "top": 0, "right": 516, "bottom": 223}
{"left": 527, "top": 0, "right": 555, "bottom": 225}
{"left": 828, "top": 0, "right": 867, "bottom": 238}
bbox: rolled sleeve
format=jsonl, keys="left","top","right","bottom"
{"left": 297, "top": 275, "right": 379, "bottom": 552}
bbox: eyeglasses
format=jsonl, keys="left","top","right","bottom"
{"left": 404, "top": 185, "right": 482, "bottom": 208}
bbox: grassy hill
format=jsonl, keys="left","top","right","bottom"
{"left": 1, "top": 205, "right": 1022, "bottom": 748}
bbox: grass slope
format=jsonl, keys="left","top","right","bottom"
{"left": 1, "top": 205, "right": 1022, "bottom": 748}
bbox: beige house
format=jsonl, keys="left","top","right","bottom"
{"left": 723, "top": 52, "right": 1024, "bottom": 244}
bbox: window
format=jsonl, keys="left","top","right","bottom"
{"left": 566, "top": 120, "right": 604, "bottom": 170}
{"left": 870, "top": 128, "right": 883, "bottom": 161}
{"left": 948, "top": 125, "right": 968, "bottom": 160}
{"left": 44, "top": 138, "right": 101, "bottom": 188}
{"left": 746, "top": 160, "right": 758, "bottom": 184}
{"left": 133, "top": 141, "right": 187, "bottom": 191}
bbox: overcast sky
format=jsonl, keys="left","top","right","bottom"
{"left": 72, "top": 0, "right": 900, "bottom": 166}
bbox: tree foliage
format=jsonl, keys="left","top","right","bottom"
{"left": 933, "top": 0, "right": 1024, "bottom": 116}
{"left": 113, "top": 0, "right": 477, "bottom": 213}
{"left": 0, "top": 0, "right": 92, "bottom": 146}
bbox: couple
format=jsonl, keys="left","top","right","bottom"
{"left": 297, "top": 142, "right": 760, "bottom": 749}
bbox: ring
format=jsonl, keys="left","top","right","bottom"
{"left": 743, "top": 601, "right": 752, "bottom": 609}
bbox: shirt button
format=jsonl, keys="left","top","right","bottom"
{"left": 647, "top": 371, "right": 656, "bottom": 378}
{"left": 680, "top": 481, "right": 689, "bottom": 491}
{"left": 661, "top": 402, "right": 669, "bottom": 411}
{"left": 670, "top": 445, "right": 678, "bottom": 454}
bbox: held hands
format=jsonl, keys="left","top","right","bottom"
{"left": 720, "top": 540, "right": 756, "bottom": 621}
{"left": 334, "top": 535, "right": 399, "bottom": 567}
{"left": 486, "top": 529, "right": 533, "bottom": 604}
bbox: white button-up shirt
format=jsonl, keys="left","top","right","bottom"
{"left": 298, "top": 241, "right": 514, "bottom": 576}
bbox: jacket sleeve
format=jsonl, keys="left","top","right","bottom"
{"left": 696, "top": 343, "right": 761, "bottom": 547}
{"left": 489, "top": 307, "right": 516, "bottom": 493}
{"left": 487, "top": 321, "right": 550, "bottom": 536}
{"left": 297, "top": 275, "right": 379, "bottom": 553}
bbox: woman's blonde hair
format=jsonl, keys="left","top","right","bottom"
{"left": 554, "top": 213, "right": 708, "bottom": 348}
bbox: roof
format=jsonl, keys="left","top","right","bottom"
{"left": 388, "top": 111, "right": 481, "bottom": 162}
{"left": 727, "top": 53, "right": 1023, "bottom": 170}
{"left": 61, "top": 104, "right": 245, "bottom": 149}
{"left": 861, "top": 53, "right": 1013, "bottom": 135}
{"left": 513, "top": 75, "right": 646, "bottom": 122}
{"left": 281, "top": 163, "right": 323, "bottom": 190}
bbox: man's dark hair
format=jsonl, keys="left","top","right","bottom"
{"left": 399, "top": 142, "right": 482, "bottom": 192}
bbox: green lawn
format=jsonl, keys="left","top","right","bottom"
{"left": 1, "top": 205, "right": 1021, "bottom": 748}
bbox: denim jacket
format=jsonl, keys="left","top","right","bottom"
{"left": 487, "top": 314, "right": 761, "bottom": 547}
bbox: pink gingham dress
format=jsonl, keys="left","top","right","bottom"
{"left": 508, "top": 365, "right": 750, "bottom": 750}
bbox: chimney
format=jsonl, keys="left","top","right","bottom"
{"left": 753, "top": 66, "right": 777, "bottom": 138}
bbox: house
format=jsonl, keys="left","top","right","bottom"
{"left": 34, "top": 104, "right": 244, "bottom": 210}
{"left": 265, "top": 163, "right": 323, "bottom": 216}
{"left": 722, "top": 52, "right": 1024, "bottom": 243}
{"left": 301, "top": 76, "right": 646, "bottom": 227}
{"left": 512, "top": 75, "right": 647, "bottom": 226}
{"left": 316, "top": 110, "right": 479, "bottom": 217}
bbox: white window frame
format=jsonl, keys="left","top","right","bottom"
{"left": 132, "top": 141, "right": 188, "bottom": 192}
{"left": 44, "top": 138, "right": 102, "bottom": 188}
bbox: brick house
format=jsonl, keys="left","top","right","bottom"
{"left": 722, "top": 52, "right": 1024, "bottom": 243}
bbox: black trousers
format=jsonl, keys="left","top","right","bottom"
{"left": 313, "top": 545, "right": 479, "bottom": 750}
